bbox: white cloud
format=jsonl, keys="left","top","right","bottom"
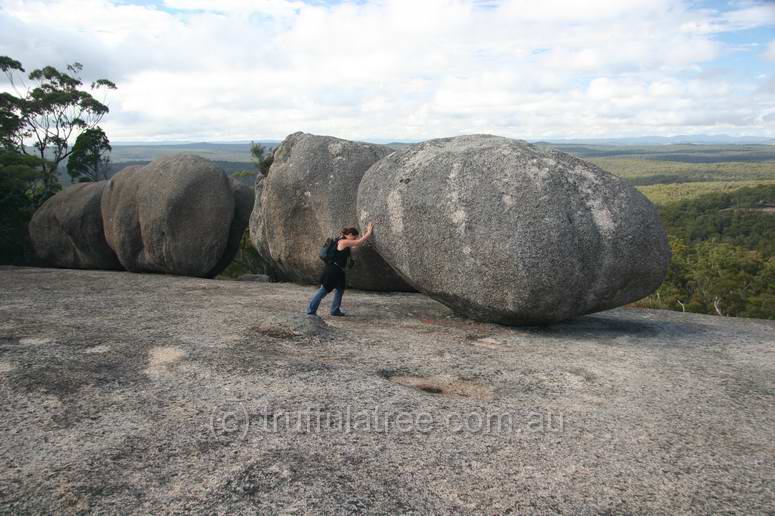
{"left": 765, "top": 39, "right": 775, "bottom": 61}
{"left": 718, "top": 3, "right": 775, "bottom": 30}
{"left": 680, "top": 1, "right": 775, "bottom": 34}
{"left": 163, "top": 0, "right": 305, "bottom": 15}
{"left": 1, "top": 0, "right": 773, "bottom": 141}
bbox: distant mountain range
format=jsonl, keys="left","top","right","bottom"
{"left": 108, "top": 141, "right": 279, "bottom": 164}
{"left": 52, "top": 134, "right": 773, "bottom": 187}
{"left": 112, "top": 135, "right": 774, "bottom": 147}
{"left": 530, "top": 135, "right": 775, "bottom": 146}
{"left": 112, "top": 140, "right": 279, "bottom": 146}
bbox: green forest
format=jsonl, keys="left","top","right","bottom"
{"left": 586, "top": 151, "right": 775, "bottom": 320}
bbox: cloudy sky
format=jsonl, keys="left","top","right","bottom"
{"left": 1, "top": 0, "right": 774, "bottom": 142}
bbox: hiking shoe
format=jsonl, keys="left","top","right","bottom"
{"left": 331, "top": 310, "right": 346, "bottom": 317}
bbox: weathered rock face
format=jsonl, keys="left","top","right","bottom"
{"left": 29, "top": 182, "right": 122, "bottom": 270}
{"left": 4, "top": 266, "right": 773, "bottom": 515}
{"left": 248, "top": 174, "right": 285, "bottom": 281}
{"left": 357, "top": 134, "right": 671, "bottom": 325}
{"left": 100, "top": 164, "right": 144, "bottom": 271}
{"left": 101, "top": 155, "right": 248, "bottom": 278}
{"left": 249, "top": 132, "right": 414, "bottom": 291}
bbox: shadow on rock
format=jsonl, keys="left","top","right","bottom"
{"left": 523, "top": 311, "right": 710, "bottom": 343}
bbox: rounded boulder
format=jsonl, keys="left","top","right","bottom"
{"left": 29, "top": 181, "right": 122, "bottom": 270}
{"left": 101, "top": 155, "right": 238, "bottom": 277}
{"left": 357, "top": 134, "right": 671, "bottom": 325}
{"left": 249, "top": 132, "right": 413, "bottom": 291}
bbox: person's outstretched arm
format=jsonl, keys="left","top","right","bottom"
{"left": 338, "top": 223, "right": 374, "bottom": 249}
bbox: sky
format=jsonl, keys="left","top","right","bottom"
{"left": 1, "top": 0, "right": 774, "bottom": 142}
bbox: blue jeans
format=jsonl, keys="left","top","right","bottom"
{"left": 306, "top": 285, "right": 344, "bottom": 315}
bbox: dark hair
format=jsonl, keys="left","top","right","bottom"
{"left": 341, "top": 226, "right": 359, "bottom": 237}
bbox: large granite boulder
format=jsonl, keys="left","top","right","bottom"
{"left": 357, "top": 134, "right": 671, "bottom": 325}
{"left": 29, "top": 181, "right": 122, "bottom": 270}
{"left": 101, "top": 155, "right": 251, "bottom": 278}
{"left": 249, "top": 132, "right": 413, "bottom": 291}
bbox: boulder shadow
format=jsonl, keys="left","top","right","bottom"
{"left": 520, "top": 311, "right": 711, "bottom": 343}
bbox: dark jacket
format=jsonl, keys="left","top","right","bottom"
{"left": 320, "top": 238, "right": 350, "bottom": 292}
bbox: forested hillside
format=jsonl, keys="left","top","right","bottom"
{"left": 577, "top": 145, "right": 775, "bottom": 319}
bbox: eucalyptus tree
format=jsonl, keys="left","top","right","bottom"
{"left": 0, "top": 56, "right": 116, "bottom": 196}
{"left": 67, "top": 126, "right": 112, "bottom": 182}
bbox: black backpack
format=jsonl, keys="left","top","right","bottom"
{"left": 319, "top": 237, "right": 340, "bottom": 264}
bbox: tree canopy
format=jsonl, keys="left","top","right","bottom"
{"left": 0, "top": 55, "right": 115, "bottom": 264}
{"left": 67, "top": 127, "right": 112, "bottom": 182}
{"left": 0, "top": 149, "right": 48, "bottom": 263}
{"left": 0, "top": 56, "right": 116, "bottom": 196}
